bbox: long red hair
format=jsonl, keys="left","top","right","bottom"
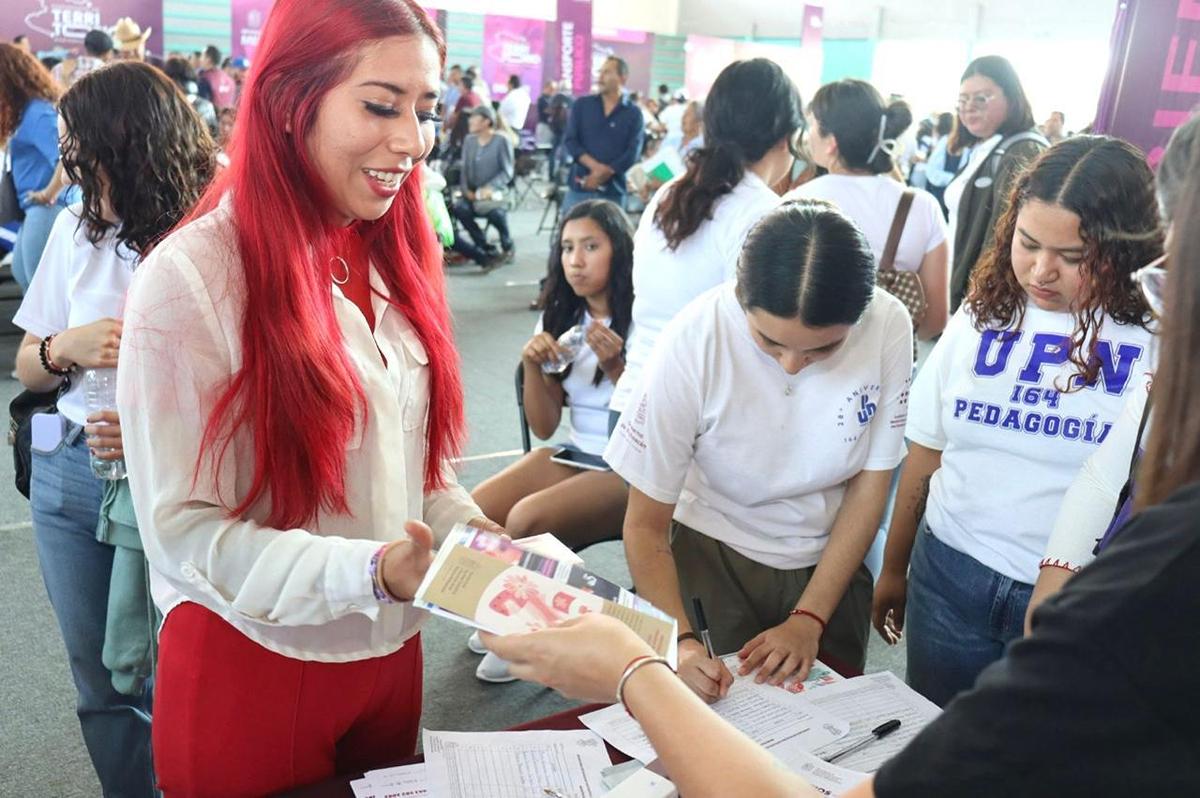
{"left": 183, "top": 0, "right": 464, "bottom": 528}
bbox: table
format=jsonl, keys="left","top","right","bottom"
{"left": 280, "top": 652, "right": 859, "bottom": 797}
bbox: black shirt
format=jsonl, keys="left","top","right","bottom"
{"left": 874, "top": 481, "right": 1200, "bottom": 797}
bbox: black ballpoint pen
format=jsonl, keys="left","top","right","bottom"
{"left": 823, "top": 719, "right": 902, "bottom": 764}
{"left": 691, "top": 596, "right": 717, "bottom": 659}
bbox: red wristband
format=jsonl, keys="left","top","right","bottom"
{"left": 789, "top": 608, "right": 827, "bottom": 633}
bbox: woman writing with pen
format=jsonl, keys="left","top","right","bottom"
{"left": 484, "top": 134, "right": 1200, "bottom": 797}
{"left": 604, "top": 199, "right": 913, "bottom": 700}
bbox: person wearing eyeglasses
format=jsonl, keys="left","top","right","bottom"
{"left": 1023, "top": 114, "right": 1198, "bottom": 633}
{"left": 945, "top": 55, "right": 1047, "bottom": 312}
{"left": 606, "top": 58, "right": 802, "bottom": 432}
{"left": 871, "top": 137, "right": 1160, "bottom": 707}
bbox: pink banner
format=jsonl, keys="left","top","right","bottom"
{"left": 685, "top": 35, "right": 808, "bottom": 101}
{"left": 231, "top": 0, "right": 275, "bottom": 61}
{"left": 547, "top": 0, "right": 592, "bottom": 95}
{"left": 801, "top": 4, "right": 824, "bottom": 49}
{"left": 1093, "top": 0, "right": 1200, "bottom": 167}
{"left": 593, "top": 31, "right": 654, "bottom": 96}
{"left": 3, "top": 0, "right": 163, "bottom": 58}
{"left": 482, "top": 14, "right": 545, "bottom": 99}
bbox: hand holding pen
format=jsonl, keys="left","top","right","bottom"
{"left": 676, "top": 597, "right": 734, "bottom": 704}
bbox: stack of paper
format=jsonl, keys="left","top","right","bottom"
{"left": 580, "top": 655, "right": 850, "bottom": 764}
{"left": 350, "top": 762, "right": 427, "bottom": 798}
{"left": 423, "top": 729, "right": 611, "bottom": 797}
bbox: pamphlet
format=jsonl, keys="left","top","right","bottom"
{"left": 415, "top": 525, "right": 678, "bottom": 665}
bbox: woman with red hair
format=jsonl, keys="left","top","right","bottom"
{"left": 117, "top": 1, "right": 494, "bottom": 794}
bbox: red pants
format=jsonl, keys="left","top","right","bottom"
{"left": 153, "top": 602, "right": 422, "bottom": 797}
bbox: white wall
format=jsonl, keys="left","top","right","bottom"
{"left": 594, "top": 0, "right": 680, "bottom": 35}
{"left": 435, "top": 0, "right": 556, "bottom": 20}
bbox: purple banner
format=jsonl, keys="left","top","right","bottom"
{"left": 482, "top": 14, "right": 545, "bottom": 99}
{"left": 547, "top": 0, "right": 592, "bottom": 96}
{"left": 3, "top": 0, "right": 163, "bottom": 58}
{"left": 593, "top": 29, "right": 653, "bottom": 96}
{"left": 231, "top": 0, "right": 275, "bottom": 61}
{"left": 1093, "top": 0, "right": 1200, "bottom": 167}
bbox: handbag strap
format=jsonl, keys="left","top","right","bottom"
{"left": 879, "top": 189, "right": 915, "bottom": 273}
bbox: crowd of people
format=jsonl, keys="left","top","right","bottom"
{"left": 1, "top": 0, "right": 1197, "bottom": 795}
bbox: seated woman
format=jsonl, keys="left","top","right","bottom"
{"left": 872, "top": 136, "right": 1160, "bottom": 707}
{"left": 482, "top": 137, "right": 1200, "bottom": 796}
{"left": 449, "top": 104, "right": 515, "bottom": 267}
{"left": 607, "top": 199, "right": 913, "bottom": 701}
{"left": 468, "top": 201, "right": 633, "bottom": 683}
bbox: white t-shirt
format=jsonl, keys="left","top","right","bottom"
{"left": 14, "top": 204, "right": 138, "bottom": 426}
{"left": 906, "top": 305, "right": 1155, "bottom": 583}
{"left": 786, "top": 174, "right": 947, "bottom": 273}
{"left": 944, "top": 134, "right": 1000, "bottom": 253}
{"left": 499, "top": 85, "right": 532, "bottom": 131}
{"left": 535, "top": 311, "right": 618, "bottom": 455}
{"left": 605, "top": 283, "right": 913, "bottom": 570}
{"left": 609, "top": 170, "right": 780, "bottom": 413}
{"left": 658, "top": 102, "right": 686, "bottom": 136}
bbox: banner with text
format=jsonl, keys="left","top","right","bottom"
{"left": 481, "top": 14, "right": 545, "bottom": 98}
{"left": 3, "top": 0, "right": 162, "bottom": 57}
{"left": 230, "top": 0, "right": 274, "bottom": 61}
{"left": 593, "top": 28, "right": 654, "bottom": 96}
{"left": 546, "top": 0, "right": 593, "bottom": 96}
{"left": 1094, "top": 0, "right": 1200, "bottom": 167}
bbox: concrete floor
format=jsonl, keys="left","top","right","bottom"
{"left": 0, "top": 197, "right": 905, "bottom": 796}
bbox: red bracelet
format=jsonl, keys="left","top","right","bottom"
{"left": 789, "top": 608, "right": 827, "bottom": 633}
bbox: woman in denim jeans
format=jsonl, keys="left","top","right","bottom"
{"left": 872, "top": 137, "right": 1161, "bottom": 707}
{"left": 0, "top": 44, "right": 81, "bottom": 291}
{"left": 12, "top": 63, "right": 215, "bottom": 796}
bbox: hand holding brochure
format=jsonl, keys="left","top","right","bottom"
{"left": 414, "top": 524, "right": 679, "bottom": 665}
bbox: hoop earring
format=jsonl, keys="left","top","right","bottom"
{"left": 330, "top": 256, "right": 350, "bottom": 285}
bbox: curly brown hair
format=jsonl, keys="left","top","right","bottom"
{"left": 966, "top": 136, "right": 1159, "bottom": 390}
{"left": 0, "top": 43, "right": 60, "bottom": 141}
{"left": 58, "top": 61, "right": 216, "bottom": 255}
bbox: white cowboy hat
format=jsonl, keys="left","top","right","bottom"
{"left": 112, "top": 17, "right": 151, "bottom": 51}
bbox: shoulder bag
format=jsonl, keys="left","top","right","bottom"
{"left": 9, "top": 378, "right": 69, "bottom": 500}
{"left": 876, "top": 189, "right": 927, "bottom": 337}
{"left": 1, "top": 150, "right": 26, "bottom": 226}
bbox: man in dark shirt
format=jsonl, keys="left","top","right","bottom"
{"left": 869, "top": 480, "right": 1200, "bottom": 797}
{"left": 561, "top": 56, "right": 644, "bottom": 213}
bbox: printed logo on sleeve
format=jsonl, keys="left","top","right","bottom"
{"left": 836, "top": 384, "right": 881, "bottom": 443}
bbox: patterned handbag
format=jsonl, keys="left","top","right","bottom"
{"left": 876, "top": 189, "right": 927, "bottom": 339}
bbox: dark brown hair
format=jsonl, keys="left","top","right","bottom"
{"left": 59, "top": 61, "right": 217, "bottom": 255}
{"left": 0, "top": 43, "right": 60, "bottom": 141}
{"left": 1138, "top": 125, "right": 1200, "bottom": 507}
{"left": 966, "top": 136, "right": 1158, "bottom": 388}
{"left": 949, "top": 55, "right": 1035, "bottom": 155}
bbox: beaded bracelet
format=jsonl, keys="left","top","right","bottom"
{"left": 39, "top": 335, "right": 73, "bottom": 377}
{"left": 789, "top": 608, "right": 828, "bottom": 634}
{"left": 616, "top": 654, "right": 673, "bottom": 716}
{"left": 369, "top": 543, "right": 398, "bottom": 604}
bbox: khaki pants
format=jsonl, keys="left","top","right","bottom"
{"left": 669, "top": 521, "right": 872, "bottom": 671}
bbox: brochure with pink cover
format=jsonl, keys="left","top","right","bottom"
{"left": 415, "top": 525, "right": 678, "bottom": 665}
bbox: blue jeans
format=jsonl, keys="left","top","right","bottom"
{"left": 31, "top": 423, "right": 155, "bottom": 797}
{"left": 904, "top": 520, "right": 1033, "bottom": 707}
{"left": 561, "top": 184, "right": 625, "bottom": 215}
{"left": 12, "top": 202, "right": 65, "bottom": 292}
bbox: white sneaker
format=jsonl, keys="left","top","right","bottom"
{"left": 466, "top": 630, "right": 488, "bottom": 655}
{"left": 475, "top": 651, "right": 517, "bottom": 683}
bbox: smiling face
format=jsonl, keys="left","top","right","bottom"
{"left": 560, "top": 217, "right": 613, "bottom": 302}
{"left": 1011, "top": 199, "right": 1088, "bottom": 312}
{"left": 957, "top": 74, "right": 1009, "bottom": 140}
{"left": 306, "top": 35, "right": 441, "bottom": 226}
{"left": 745, "top": 307, "right": 851, "bottom": 376}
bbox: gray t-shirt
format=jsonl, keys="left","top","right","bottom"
{"left": 461, "top": 133, "right": 514, "bottom": 193}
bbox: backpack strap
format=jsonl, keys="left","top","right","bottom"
{"left": 977, "top": 130, "right": 1050, "bottom": 186}
{"left": 879, "top": 189, "right": 915, "bottom": 273}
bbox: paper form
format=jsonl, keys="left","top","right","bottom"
{"left": 806, "top": 672, "right": 941, "bottom": 773}
{"left": 579, "top": 656, "right": 849, "bottom": 763}
{"left": 767, "top": 746, "right": 871, "bottom": 797}
{"left": 423, "top": 729, "right": 612, "bottom": 798}
{"left": 350, "top": 762, "right": 427, "bottom": 798}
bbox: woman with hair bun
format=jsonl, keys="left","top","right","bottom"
{"left": 606, "top": 58, "right": 803, "bottom": 426}
{"left": 788, "top": 79, "right": 950, "bottom": 341}
{"left": 117, "top": 0, "right": 497, "bottom": 793}
{"left": 873, "top": 136, "right": 1160, "bottom": 707}
{"left": 607, "top": 199, "right": 913, "bottom": 702}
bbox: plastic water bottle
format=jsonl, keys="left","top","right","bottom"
{"left": 540, "top": 325, "right": 586, "bottom": 375}
{"left": 84, "top": 368, "right": 127, "bottom": 480}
